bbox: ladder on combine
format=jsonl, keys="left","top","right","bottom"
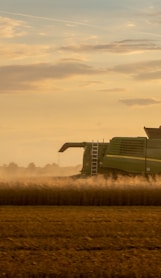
{"left": 91, "top": 142, "right": 99, "bottom": 176}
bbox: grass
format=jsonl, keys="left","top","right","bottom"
{"left": 0, "top": 206, "right": 161, "bottom": 277}
{"left": 0, "top": 175, "right": 161, "bottom": 205}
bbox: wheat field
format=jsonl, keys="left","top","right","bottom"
{"left": 0, "top": 175, "right": 161, "bottom": 205}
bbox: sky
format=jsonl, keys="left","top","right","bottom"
{"left": 0, "top": 0, "right": 161, "bottom": 167}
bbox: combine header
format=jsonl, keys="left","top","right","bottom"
{"left": 59, "top": 127, "right": 161, "bottom": 176}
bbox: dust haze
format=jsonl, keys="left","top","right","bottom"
{"left": 0, "top": 168, "right": 161, "bottom": 189}
{"left": 0, "top": 162, "right": 81, "bottom": 180}
{"left": 0, "top": 169, "right": 161, "bottom": 205}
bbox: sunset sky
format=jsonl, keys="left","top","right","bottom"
{"left": 0, "top": 0, "right": 161, "bottom": 167}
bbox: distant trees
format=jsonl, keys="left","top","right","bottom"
{"left": 27, "top": 162, "right": 36, "bottom": 170}
{"left": 7, "top": 162, "right": 19, "bottom": 176}
{"left": 27, "top": 163, "right": 37, "bottom": 175}
{"left": 0, "top": 163, "right": 81, "bottom": 178}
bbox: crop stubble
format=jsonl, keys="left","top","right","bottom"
{"left": 0, "top": 206, "right": 161, "bottom": 277}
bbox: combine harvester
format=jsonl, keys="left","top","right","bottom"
{"left": 59, "top": 127, "right": 161, "bottom": 177}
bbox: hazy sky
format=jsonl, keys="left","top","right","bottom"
{"left": 0, "top": 0, "right": 161, "bottom": 167}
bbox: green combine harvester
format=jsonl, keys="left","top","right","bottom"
{"left": 59, "top": 127, "right": 161, "bottom": 177}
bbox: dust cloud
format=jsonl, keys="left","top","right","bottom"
{"left": 0, "top": 173, "right": 161, "bottom": 189}
{"left": 0, "top": 163, "right": 81, "bottom": 181}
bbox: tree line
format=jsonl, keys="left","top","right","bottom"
{"left": 0, "top": 162, "right": 81, "bottom": 177}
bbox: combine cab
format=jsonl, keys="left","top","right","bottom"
{"left": 59, "top": 127, "right": 161, "bottom": 176}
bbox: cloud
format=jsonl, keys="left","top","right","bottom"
{"left": 59, "top": 39, "right": 161, "bottom": 54}
{"left": 146, "top": 10, "right": 161, "bottom": 24}
{"left": 0, "top": 16, "right": 29, "bottom": 38}
{"left": 119, "top": 98, "right": 161, "bottom": 107}
{"left": 98, "top": 88, "right": 126, "bottom": 93}
{"left": 112, "top": 60, "right": 161, "bottom": 81}
{"left": 135, "top": 71, "right": 161, "bottom": 80}
{"left": 79, "top": 80, "right": 103, "bottom": 87}
{"left": 0, "top": 43, "right": 53, "bottom": 62}
{"left": 0, "top": 61, "right": 106, "bottom": 92}
{"left": 1, "top": 58, "right": 161, "bottom": 93}
{"left": 0, "top": 10, "right": 97, "bottom": 29}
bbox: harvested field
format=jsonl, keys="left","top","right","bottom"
{"left": 0, "top": 206, "right": 161, "bottom": 277}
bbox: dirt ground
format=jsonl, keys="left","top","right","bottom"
{"left": 0, "top": 206, "right": 161, "bottom": 277}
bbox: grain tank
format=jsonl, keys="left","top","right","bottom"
{"left": 59, "top": 127, "right": 161, "bottom": 176}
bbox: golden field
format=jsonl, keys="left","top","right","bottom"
{"left": 0, "top": 175, "right": 161, "bottom": 205}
